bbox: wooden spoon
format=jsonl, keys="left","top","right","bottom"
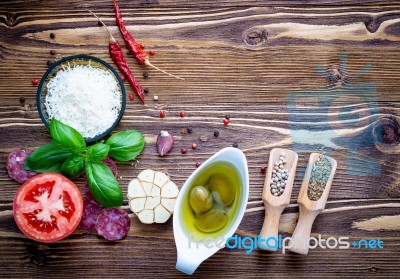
{"left": 260, "top": 148, "right": 298, "bottom": 251}
{"left": 289, "top": 153, "right": 337, "bottom": 255}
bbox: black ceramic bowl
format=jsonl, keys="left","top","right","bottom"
{"left": 37, "top": 54, "right": 126, "bottom": 143}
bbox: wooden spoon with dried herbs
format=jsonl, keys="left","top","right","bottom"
{"left": 289, "top": 153, "right": 337, "bottom": 255}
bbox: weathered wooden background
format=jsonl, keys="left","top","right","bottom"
{"left": 1, "top": 0, "right": 400, "bottom": 278}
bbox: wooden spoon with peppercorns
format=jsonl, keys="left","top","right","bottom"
{"left": 260, "top": 148, "right": 298, "bottom": 251}
{"left": 289, "top": 153, "right": 337, "bottom": 255}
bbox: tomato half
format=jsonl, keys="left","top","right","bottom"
{"left": 13, "top": 173, "right": 83, "bottom": 243}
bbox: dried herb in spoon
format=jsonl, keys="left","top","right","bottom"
{"left": 307, "top": 155, "right": 332, "bottom": 201}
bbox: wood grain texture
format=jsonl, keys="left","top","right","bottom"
{"left": 1, "top": 0, "right": 400, "bottom": 278}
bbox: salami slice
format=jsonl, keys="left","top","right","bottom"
{"left": 6, "top": 148, "right": 37, "bottom": 183}
{"left": 95, "top": 208, "right": 130, "bottom": 241}
{"left": 102, "top": 157, "right": 118, "bottom": 177}
{"left": 84, "top": 182, "right": 99, "bottom": 205}
{"left": 79, "top": 198, "right": 102, "bottom": 233}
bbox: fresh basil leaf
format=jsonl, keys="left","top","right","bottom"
{"left": 86, "top": 162, "right": 123, "bottom": 207}
{"left": 108, "top": 140, "right": 145, "bottom": 161}
{"left": 86, "top": 142, "right": 110, "bottom": 162}
{"left": 24, "top": 143, "right": 74, "bottom": 173}
{"left": 60, "top": 154, "right": 85, "bottom": 179}
{"left": 49, "top": 118, "right": 86, "bottom": 151}
{"left": 106, "top": 130, "right": 145, "bottom": 161}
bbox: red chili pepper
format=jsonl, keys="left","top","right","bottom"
{"left": 89, "top": 11, "right": 145, "bottom": 104}
{"left": 113, "top": 0, "right": 184, "bottom": 80}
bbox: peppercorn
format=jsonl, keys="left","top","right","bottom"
{"left": 232, "top": 142, "right": 238, "bottom": 148}
{"left": 214, "top": 130, "right": 219, "bottom": 137}
{"left": 192, "top": 143, "right": 197, "bottom": 150}
{"left": 31, "top": 79, "right": 39, "bottom": 86}
{"left": 225, "top": 115, "right": 230, "bottom": 120}
{"left": 160, "top": 110, "right": 166, "bottom": 118}
{"left": 47, "top": 60, "right": 54, "bottom": 67}
{"left": 143, "top": 72, "right": 149, "bottom": 78}
{"left": 181, "top": 148, "right": 187, "bottom": 154}
{"left": 120, "top": 75, "right": 125, "bottom": 81}
{"left": 180, "top": 111, "right": 185, "bottom": 117}
{"left": 97, "top": 20, "right": 104, "bottom": 26}
{"left": 153, "top": 95, "right": 159, "bottom": 101}
{"left": 149, "top": 50, "right": 155, "bottom": 56}
{"left": 144, "top": 88, "right": 149, "bottom": 94}
{"left": 57, "top": 66, "right": 64, "bottom": 71}
{"left": 50, "top": 33, "right": 55, "bottom": 39}
{"left": 50, "top": 50, "right": 56, "bottom": 55}
{"left": 223, "top": 118, "right": 229, "bottom": 126}
{"left": 139, "top": 43, "right": 145, "bottom": 49}
{"left": 187, "top": 127, "right": 193, "bottom": 133}
{"left": 195, "top": 162, "right": 201, "bottom": 168}
{"left": 260, "top": 166, "right": 267, "bottom": 174}
{"left": 129, "top": 94, "right": 134, "bottom": 100}
{"left": 19, "top": 96, "right": 25, "bottom": 103}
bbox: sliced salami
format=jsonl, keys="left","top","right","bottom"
{"left": 79, "top": 198, "right": 102, "bottom": 233}
{"left": 102, "top": 157, "right": 118, "bottom": 177}
{"left": 84, "top": 182, "right": 99, "bottom": 205}
{"left": 95, "top": 208, "right": 130, "bottom": 241}
{"left": 6, "top": 148, "right": 37, "bottom": 183}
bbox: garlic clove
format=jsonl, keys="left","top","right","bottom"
{"left": 142, "top": 182, "right": 153, "bottom": 196}
{"left": 145, "top": 196, "right": 161, "bottom": 210}
{"left": 154, "top": 205, "right": 171, "bottom": 223}
{"left": 127, "top": 179, "right": 146, "bottom": 198}
{"left": 161, "top": 198, "right": 176, "bottom": 213}
{"left": 156, "top": 130, "right": 174, "bottom": 156}
{"left": 138, "top": 209, "right": 154, "bottom": 224}
{"left": 138, "top": 169, "right": 155, "bottom": 183}
{"left": 154, "top": 171, "right": 169, "bottom": 188}
{"left": 161, "top": 181, "right": 179, "bottom": 198}
{"left": 130, "top": 197, "right": 146, "bottom": 213}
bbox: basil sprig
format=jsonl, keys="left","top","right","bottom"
{"left": 24, "top": 119, "right": 145, "bottom": 207}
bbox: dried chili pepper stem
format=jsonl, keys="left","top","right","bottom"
{"left": 113, "top": 0, "right": 185, "bottom": 81}
{"left": 88, "top": 10, "right": 145, "bottom": 104}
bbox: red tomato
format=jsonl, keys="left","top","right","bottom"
{"left": 13, "top": 173, "right": 83, "bottom": 243}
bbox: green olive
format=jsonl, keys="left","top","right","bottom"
{"left": 195, "top": 209, "right": 228, "bottom": 233}
{"left": 209, "top": 174, "right": 235, "bottom": 206}
{"left": 189, "top": 186, "right": 213, "bottom": 214}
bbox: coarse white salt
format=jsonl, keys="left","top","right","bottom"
{"left": 45, "top": 64, "right": 122, "bottom": 138}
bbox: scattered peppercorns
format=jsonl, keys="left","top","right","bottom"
{"left": 223, "top": 118, "right": 229, "bottom": 126}
{"left": 50, "top": 33, "right": 55, "bottom": 39}
{"left": 192, "top": 143, "right": 197, "bottom": 150}
{"left": 180, "top": 111, "right": 185, "bottom": 117}
{"left": 149, "top": 50, "right": 155, "bottom": 56}
{"left": 214, "top": 130, "right": 219, "bottom": 137}
{"left": 50, "top": 50, "right": 56, "bottom": 55}
{"left": 19, "top": 96, "right": 25, "bottom": 103}
{"left": 31, "top": 79, "right": 39, "bottom": 86}
{"left": 195, "top": 162, "right": 201, "bottom": 168}
{"left": 47, "top": 60, "right": 54, "bottom": 67}
{"left": 143, "top": 88, "right": 149, "bottom": 94}
{"left": 181, "top": 148, "right": 187, "bottom": 154}
{"left": 120, "top": 75, "right": 125, "bottom": 81}
{"left": 160, "top": 110, "right": 166, "bottom": 118}
{"left": 225, "top": 115, "right": 230, "bottom": 120}
{"left": 139, "top": 43, "right": 145, "bottom": 49}
{"left": 187, "top": 127, "right": 193, "bottom": 134}
{"left": 129, "top": 94, "right": 134, "bottom": 100}
{"left": 260, "top": 166, "right": 267, "bottom": 174}
{"left": 232, "top": 142, "right": 238, "bottom": 148}
{"left": 153, "top": 95, "right": 159, "bottom": 101}
{"left": 143, "top": 72, "right": 149, "bottom": 78}
{"left": 97, "top": 20, "right": 104, "bottom": 26}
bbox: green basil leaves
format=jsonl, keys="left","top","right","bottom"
{"left": 50, "top": 119, "right": 86, "bottom": 151}
{"left": 86, "top": 162, "right": 123, "bottom": 207}
{"left": 106, "top": 130, "right": 145, "bottom": 161}
{"left": 23, "top": 118, "right": 145, "bottom": 208}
